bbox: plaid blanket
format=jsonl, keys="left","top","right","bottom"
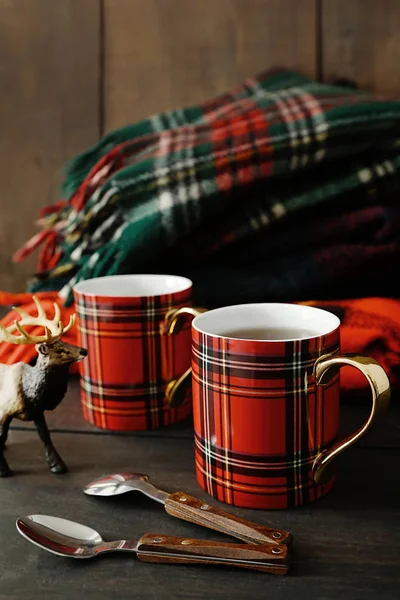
{"left": 15, "top": 68, "right": 400, "bottom": 305}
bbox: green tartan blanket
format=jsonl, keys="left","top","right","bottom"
{"left": 16, "top": 69, "right": 400, "bottom": 306}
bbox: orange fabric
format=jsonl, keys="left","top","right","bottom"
{"left": 1, "top": 292, "right": 399, "bottom": 391}
{"left": 303, "top": 298, "right": 400, "bottom": 391}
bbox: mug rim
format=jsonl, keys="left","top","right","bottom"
{"left": 192, "top": 303, "right": 340, "bottom": 342}
{"left": 73, "top": 274, "right": 193, "bottom": 298}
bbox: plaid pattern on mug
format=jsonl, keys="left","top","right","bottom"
{"left": 73, "top": 287, "right": 192, "bottom": 431}
{"left": 192, "top": 327, "right": 340, "bottom": 509}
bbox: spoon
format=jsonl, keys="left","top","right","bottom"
{"left": 83, "top": 472, "right": 292, "bottom": 546}
{"left": 16, "top": 515, "right": 290, "bottom": 574}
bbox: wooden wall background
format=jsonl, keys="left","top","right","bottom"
{"left": 1, "top": 0, "right": 400, "bottom": 292}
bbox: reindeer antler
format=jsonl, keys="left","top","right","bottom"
{"left": 0, "top": 296, "right": 76, "bottom": 345}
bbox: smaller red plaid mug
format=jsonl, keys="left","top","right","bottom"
{"left": 73, "top": 274, "right": 194, "bottom": 431}
{"left": 165, "top": 303, "right": 391, "bottom": 509}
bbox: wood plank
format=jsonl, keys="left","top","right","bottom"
{"left": 322, "top": 0, "right": 400, "bottom": 96}
{"left": 0, "top": 0, "right": 100, "bottom": 293}
{"left": 1, "top": 430, "right": 399, "bottom": 598}
{"left": 103, "top": 0, "right": 317, "bottom": 130}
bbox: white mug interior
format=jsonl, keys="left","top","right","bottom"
{"left": 73, "top": 274, "right": 192, "bottom": 297}
{"left": 193, "top": 303, "right": 340, "bottom": 342}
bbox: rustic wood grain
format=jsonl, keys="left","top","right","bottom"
{"left": 103, "top": 0, "right": 317, "bottom": 131}
{"left": 136, "top": 533, "right": 290, "bottom": 574}
{"left": 0, "top": 429, "right": 399, "bottom": 599}
{"left": 0, "top": 0, "right": 100, "bottom": 293}
{"left": 165, "top": 491, "right": 292, "bottom": 546}
{"left": 322, "top": 0, "right": 400, "bottom": 96}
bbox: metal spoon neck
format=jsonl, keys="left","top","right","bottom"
{"left": 131, "top": 480, "right": 169, "bottom": 505}
{"left": 102, "top": 539, "right": 139, "bottom": 553}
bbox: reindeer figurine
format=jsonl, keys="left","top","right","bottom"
{"left": 0, "top": 296, "right": 87, "bottom": 477}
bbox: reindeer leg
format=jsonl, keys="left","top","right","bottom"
{"left": 0, "top": 417, "right": 13, "bottom": 477}
{"left": 34, "top": 412, "right": 68, "bottom": 474}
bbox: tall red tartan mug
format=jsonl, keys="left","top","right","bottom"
{"left": 73, "top": 274, "right": 195, "bottom": 431}
{"left": 165, "top": 303, "right": 390, "bottom": 509}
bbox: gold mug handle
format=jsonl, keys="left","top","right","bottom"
{"left": 162, "top": 307, "right": 207, "bottom": 408}
{"left": 313, "top": 353, "right": 391, "bottom": 485}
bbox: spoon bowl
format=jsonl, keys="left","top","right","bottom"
{"left": 83, "top": 472, "right": 149, "bottom": 496}
{"left": 16, "top": 515, "right": 106, "bottom": 558}
{"left": 83, "top": 472, "right": 168, "bottom": 503}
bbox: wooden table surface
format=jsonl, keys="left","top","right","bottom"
{"left": 1, "top": 379, "right": 399, "bottom": 600}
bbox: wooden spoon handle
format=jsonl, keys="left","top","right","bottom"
{"left": 164, "top": 492, "right": 292, "bottom": 546}
{"left": 136, "top": 533, "right": 291, "bottom": 574}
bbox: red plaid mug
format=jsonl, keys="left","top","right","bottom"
{"left": 165, "top": 303, "right": 390, "bottom": 509}
{"left": 73, "top": 274, "right": 196, "bottom": 431}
